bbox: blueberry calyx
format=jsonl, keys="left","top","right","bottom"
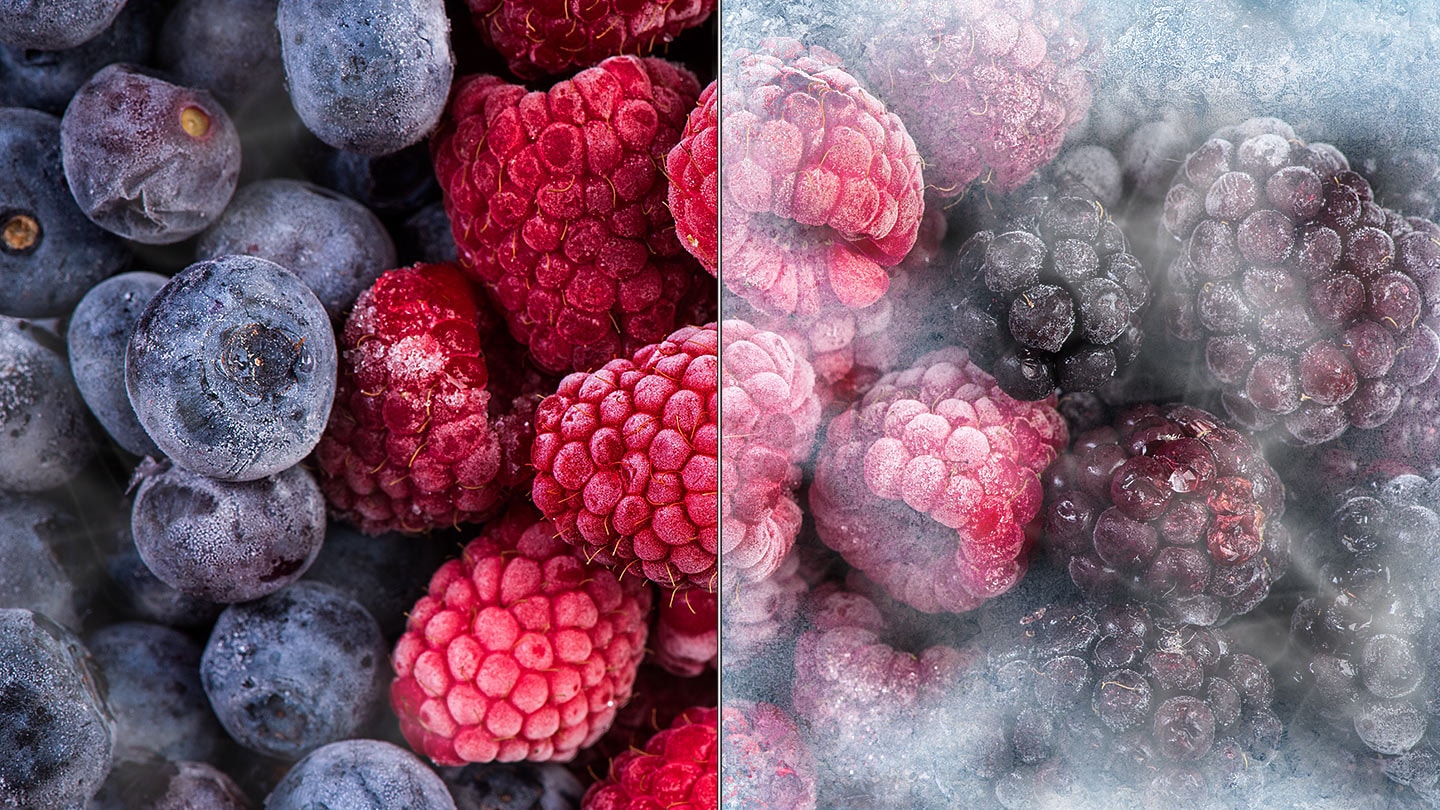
{"left": 1, "top": 211, "right": 41, "bottom": 254}
{"left": 216, "top": 323, "right": 310, "bottom": 400}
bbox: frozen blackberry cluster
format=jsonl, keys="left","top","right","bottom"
{"left": 1287, "top": 474, "right": 1440, "bottom": 803}
{"left": 1160, "top": 117, "right": 1440, "bottom": 444}
{"left": 1041, "top": 402, "right": 1289, "bottom": 626}
{"left": 949, "top": 192, "right": 1153, "bottom": 399}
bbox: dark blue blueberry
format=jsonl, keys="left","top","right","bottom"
{"left": 0, "top": 494, "right": 87, "bottom": 632}
{"left": 90, "top": 758, "right": 251, "bottom": 810}
{"left": 303, "top": 139, "right": 440, "bottom": 218}
{"left": 302, "top": 524, "right": 447, "bottom": 641}
{"left": 125, "top": 255, "right": 336, "bottom": 481}
{"left": 0, "top": 316, "right": 96, "bottom": 491}
{"left": 104, "top": 523, "right": 223, "bottom": 630}
{"left": 403, "top": 201, "right": 458, "bottom": 265}
{"left": 157, "top": 0, "right": 283, "bottom": 114}
{"left": 0, "top": 107, "right": 131, "bottom": 318}
{"left": 443, "top": 763, "right": 584, "bottom": 810}
{"left": 265, "top": 739, "right": 455, "bottom": 809}
{"left": 0, "top": 0, "right": 127, "bottom": 50}
{"left": 196, "top": 179, "right": 396, "bottom": 321}
{"left": 200, "top": 582, "right": 387, "bottom": 761}
{"left": 277, "top": 0, "right": 453, "bottom": 156}
{"left": 61, "top": 63, "right": 241, "bottom": 244}
{"left": 0, "top": 0, "right": 164, "bottom": 114}
{"left": 86, "top": 622, "right": 226, "bottom": 763}
{"left": 0, "top": 608, "right": 114, "bottom": 808}
{"left": 129, "top": 458, "right": 326, "bottom": 603}
{"left": 68, "top": 271, "right": 167, "bottom": 458}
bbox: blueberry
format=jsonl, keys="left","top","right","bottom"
{"left": 61, "top": 63, "right": 241, "bottom": 244}
{"left": 125, "top": 255, "right": 337, "bottom": 481}
{"left": 265, "top": 739, "right": 456, "bottom": 809}
{"left": 277, "top": 0, "right": 453, "bottom": 156}
{"left": 197, "top": 179, "right": 396, "bottom": 321}
{"left": 0, "top": 0, "right": 127, "bottom": 50}
{"left": 157, "top": 0, "right": 283, "bottom": 114}
{"left": 403, "top": 201, "right": 458, "bottom": 265}
{"left": 0, "top": 608, "right": 114, "bottom": 808}
{"left": 129, "top": 458, "right": 326, "bottom": 603}
{"left": 0, "top": 494, "right": 87, "bottom": 631}
{"left": 200, "top": 582, "right": 387, "bottom": 761}
{"left": 0, "top": 0, "right": 164, "bottom": 113}
{"left": 301, "top": 524, "right": 448, "bottom": 641}
{"left": 443, "top": 762, "right": 584, "bottom": 810}
{"left": 0, "top": 316, "right": 96, "bottom": 491}
{"left": 90, "top": 758, "right": 251, "bottom": 810}
{"left": 104, "top": 521, "right": 223, "bottom": 629}
{"left": 303, "top": 139, "right": 440, "bottom": 218}
{"left": 0, "top": 107, "right": 131, "bottom": 318}
{"left": 68, "top": 271, "right": 167, "bottom": 457}
{"left": 86, "top": 622, "right": 225, "bottom": 764}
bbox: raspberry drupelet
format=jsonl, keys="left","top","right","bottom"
{"left": 390, "top": 504, "right": 652, "bottom": 766}
{"left": 810, "top": 347, "right": 1068, "bottom": 613}
{"left": 313, "top": 262, "right": 542, "bottom": 535}
{"left": 580, "top": 706, "right": 718, "bottom": 810}
{"left": 431, "top": 55, "right": 713, "bottom": 375}
{"left": 666, "top": 79, "right": 718, "bottom": 274}
{"left": 531, "top": 323, "right": 719, "bottom": 593}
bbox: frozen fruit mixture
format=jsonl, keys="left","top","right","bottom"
{"left": 721, "top": 0, "right": 1440, "bottom": 808}
{"left": 0, "top": 0, "right": 719, "bottom": 806}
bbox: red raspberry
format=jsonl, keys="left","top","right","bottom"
{"left": 722, "top": 37, "right": 925, "bottom": 318}
{"left": 721, "top": 318, "right": 819, "bottom": 586}
{"left": 531, "top": 323, "right": 718, "bottom": 592}
{"left": 811, "top": 347, "right": 1068, "bottom": 613}
{"left": 390, "top": 505, "right": 652, "bottom": 765}
{"left": 581, "top": 706, "right": 718, "bottom": 810}
{"left": 431, "top": 57, "right": 713, "bottom": 375}
{"left": 720, "top": 543, "right": 808, "bottom": 668}
{"left": 571, "top": 661, "right": 718, "bottom": 782}
{"left": 666, "top": 80, "right": 718, "bottom": 273}
{"left": 651, "top": 587, "right": 717, "bottom": 677}
{"left": 463, "top": 0, "right": 713, "bottom": 80}
{"left": 313, "top": 263, "right": 541, "bottom": 535}
{"left": 722, "top": 700, "right": 817, "bottom": 810}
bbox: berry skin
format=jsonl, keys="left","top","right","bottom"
{"left": 157, "top": 0, "right": 285, "bottom": 114}
{"left": 1040, "top": 403, "right": 1289, "bottom": 626}
{"left": 68, "top": 271, "right": 166, "bottom": 458}
{"left": 464, "top": 0, "right": 713, "bottom": 79}
{"left": 61, "top": 63, "right": 241, "bottom": 244}
{"left": 127, "top": 255, "right": 338, "bottom": 482}
{"left": 0, "top": 316, "right": 96, "bottom": 492}
{"left": 390, "top": 505, "right": 652, "bottom": 766}
{"left": 313, "top": 262, "right": 540, "bottom": 535}
{"left": 443, "top": 761, "right": 584, "bottom": 810}
{"left": 90, "top": 760, "right": 251, "bottom": 810}
{"left": 810, "top": 347, "right": 1068, "bottom": 613}
{"left": 531, "top": 323, "right": 719, "bottom": 593}
{"left": 722, "top": 700, "right": 818, "bottom": 810}
{"left": 722, "top": 38, "right": 925, "bottom": 318}
{"left": 0, "top": 0, "right": 125, "bottom": 50}
{"left": 847, "top": 0, "right": 1098, "bottom": 197}
{"left": 264, "top": 739, "right": 458, "bottom": 810}
{"left": 667, "top": 80, "right": 718, "bottom": 273}
{"left": 277, "top": 0, "right": 453, "bottom": 156}
{"left": 581, "top": 706, "right": 718, "bottom": 810}
{"left": 431, "top": 56, "right": 711, "bottom": 375}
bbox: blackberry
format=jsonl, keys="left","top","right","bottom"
{"left": 949, "top": 193, "right": 1152, "bottom": 400}
{"left": 1287, "top": 473, "right": 1440, "bottom": 801}
{"left": 1040, "top": 402, "right": 1289, "bottom": 626}
{"left": 1159, "top": 117, "right": 1440, "bottom": 444}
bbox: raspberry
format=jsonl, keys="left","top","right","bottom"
{"left": 721, "top": 37, "right": 925, "bottom": 319}
{"left": 666, "top": 80, "right": 718, "bottom": 273}
{"left": 1040, "top": 402, "right": 1289, "bottom": 626}
{"left": 720, "top": 542, "right": 809, "bottom": 668}
{"left": 464, "top": 0, "right": 713, "bottom": 79}
{"left": 1159, "top": 117, "right": 1440, "bottom": 444}
{"left": 581, "top": 706, "right": 718, "bottom": 810}
{"left": 531, "top": 323, "right": 718, "bottom": 592}
{"left": 313, "top": 263, "right": 541, "bottom": 535}
{"left": 571, "top": 661, "right": 718, "bottom": 782}
{"left": 651, "top": 587, "right": 717, "bottom": 677}
{"left": 720, "top": 318, "right": 820, "bottom": 586}
{"left": 431, "top": 57, "right": 712, "bottom": 375}
{"left": 389, "top": 505, "right": 652, "bottom": 766}
{"left": 946, "top": 192, "right": 1153, "bottom": 399}
{"left": 722, "top": 700, "right": 818, "bottom": 810}
{"left": 849, "top": 0, "right": 1098, "bottom": 197}
{"left": 810, "top": 347, "right": 1068, "bottom": 613}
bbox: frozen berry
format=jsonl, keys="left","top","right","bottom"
{"left": 264, "top": 739, "right": 457, "bottom": 809}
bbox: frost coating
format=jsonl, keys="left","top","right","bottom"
{"left": 126, "top": 255, "right": 337, "bottom": 482}
{"left": 0, "top": 316, "right": 96, "bottom": 492}
{"left": 0, "top": 494, "right": 84, "bottom": 632}
{"left": 69, "top": 271, "right": 167, "bottom": 458}
{"left": 265, "top": 739, "right": 457, "bottom": 809}
{"left": 0, "top": 0, "right": 126, "bottom": 50}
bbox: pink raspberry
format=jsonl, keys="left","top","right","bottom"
{"left": 720, "top": 543, "right": 809, "bottom": 668}
{"left": 389, "top": 505, "right": 652, "bottom": 765}
{"left": 651, "top": 587, "right": 717, "bottom": 677}
{"left": 532, "top": 323, "right": 718, "bottom": 592}
{"left": 722, "top": 37, "right": 925, "bottom": 318}
{"left": 431, "top": 57, "right": 712, "bottom": 374}
{"left": 571, "top": 662, "right": 718, "bottom": 782}
{"left": 811, "top": 347, "right": 1068, "bottom": 613}
{"left": 581, "top": 706, "right": 718, "bottom": 810}
{"left": 723, "top": 700, "right": 818, "bottom": 810}
{"left": 667, "top": 80, "right": 718, "bottom": 273}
